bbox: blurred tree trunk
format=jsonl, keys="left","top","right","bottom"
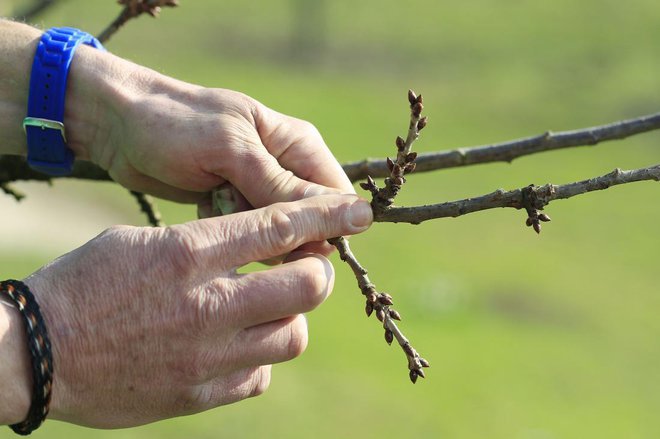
{"left": 290, "top": 0, "right": 326, "bottom": 65}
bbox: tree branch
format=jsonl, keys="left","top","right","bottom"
{"left": 344, "top": 112, "right": 660, "bottom": 182}
{"left": 329, "top": 90, "right": 429, "bottom": 383}
{"left": 374, "top": 164, "right": 660, "bottom": 225}
{"left": 1, "top": 183, "right": 25, "bottom": 201}
{"left": 97, "top": 0, "right": 179, "bottom": 43}
{"left": 328, "top": 236, "right": 429, "bottom": 383}
{"left": 3, "top": 111, "right": 658, "bottom": 189}
{"left": 130, "top": 190, "right": 163, "bottom": 227}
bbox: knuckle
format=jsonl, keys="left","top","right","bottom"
{"left": 297, "top": 261, "right": 332, "bottom": 310}
{"left": 286, "top": 317, "right": 309, "bottom": 359}
{"left": 263, "top": 207, "right": 297, "bottom": 254}
{"left": 187, "top": 279, "right": 236, "bottom": 333}
{"left": 173, "top": 386, "right": 210, "bottom": 415}
{"left": 95, "top": 224, "right": 134, "bottom": 243}
{"left": 298, "top": 120, "right": 322, "bottom": 139}
{"left": 160, "top": 225, "right": 203, "bottom": 277}
{"left": 249, "top": 367, "right": 272, "bottom": 398}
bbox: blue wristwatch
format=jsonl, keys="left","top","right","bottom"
{"left": 23, "top": 27, "right": 105, "bottom": 176}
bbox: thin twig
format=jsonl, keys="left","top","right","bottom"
{"left": 129, "top": 190, "right": 163, "bottom": 227}
{"left": 96, "top": 0, "right": 178, "bottom": 225}
{"left": 0, "top": 183, "right": 25, "bottom": 201}
{"left": 361, "top": 90, "right": 425, "bottom": 210}
{"left": 374, "top": 164, "right": 660, "bottom": 225}
{"left": 97, "top": 0, "right": 179, "bottom": 43}
{"left": 96, "top": 6, "right": 133, "bottom": 43}
{"left": 13, "top": 0, "right": 57, "bottom": 22}
{"left": 328, "top": 236, "right": 429, "bottom": 383}
{"left": 343, "top": 112, "right": 660, "bottom": 182}
{"left": 330, "top": 90, "right": 429, "bottom": 383}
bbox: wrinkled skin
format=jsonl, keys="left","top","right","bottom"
{"left": 24, "top": 195, "right": 372, "bottom": 428}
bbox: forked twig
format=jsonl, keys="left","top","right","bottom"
{"left": 330, "top": 90, "right": 429, "bottom": 383}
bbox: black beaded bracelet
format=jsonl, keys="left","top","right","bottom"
{"left": 0, "top": 280, "right": 53, "bottom": 436}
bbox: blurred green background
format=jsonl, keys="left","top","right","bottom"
{"left": 2, "top": 0, "right": 660, "bottom": 438}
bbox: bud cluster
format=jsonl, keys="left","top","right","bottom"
{"left": 362, "top": 90, "right": 427, "bottom": 210}
{"left": 403, "top": 342, "right": 431, "bottom": 383}
{"left": 363, "top": 288, "right": 430, "bottom": 383}
{"left": 348, "top": 90, "right": 430, "bottom": 383}
{"left": 521, "top": 184, "right": 552, "bottom": 234}
{"left": 118, "top": 0, "right": 179, "bottom": 17}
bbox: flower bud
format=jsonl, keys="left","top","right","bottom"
{"left": 412, "top": 102, "right": 424, "bottom": 118}
{"left": 408, "top": 89, "right": 417, "bottom": 106}
{"left": 395, "top": 136, "right": 406, "bottom": 151}
{"left": 404, "top": 163, "right": 417, "bottom": 174}
{"left": 379, "top": 293, "right": 394, "bottom": 306}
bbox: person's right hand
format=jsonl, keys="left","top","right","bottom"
{"left": 7, "top": 194, "right": 372, "bottom": 429}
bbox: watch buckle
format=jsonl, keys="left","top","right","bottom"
{"left": 23, "top": 117, "right": 67, "bottom": 143}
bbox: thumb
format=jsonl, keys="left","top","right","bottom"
{"left": 223, "top": 140, "right": 341, "bottom": 209}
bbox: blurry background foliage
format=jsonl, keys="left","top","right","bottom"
{"left": 1, "top": 0, "right": 660, "bottom": 438}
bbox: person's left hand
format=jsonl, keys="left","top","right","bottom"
{"left": 68, "top": 47, "right": 354, "bottom": 210}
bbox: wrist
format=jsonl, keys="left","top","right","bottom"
{"left": 0, "top": 300, "right": 32, "bottom": 426}
{"left": 0, "top": 20, "right": 135, "bottom": 166}
{"left": 62, "top": 43, "right": 127, "bottom": 163}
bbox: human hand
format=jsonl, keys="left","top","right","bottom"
{"left": 66, "top": 46, "right": 353, "bottom": 208}
{"left": 9, "top": 194, "right": 372, "bottom": 428}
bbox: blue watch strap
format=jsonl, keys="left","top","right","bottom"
{"left": 24, "top": 27, "right": 105, "bottom": 176}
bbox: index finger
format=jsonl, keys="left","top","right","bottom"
{"left": 169, "top": 194, "right": 372, "bottom": 271}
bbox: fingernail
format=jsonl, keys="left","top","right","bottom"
{"left": 348, "top": 198, "right": 373, "bottom": 230}
{"left": 303, "top": 184, "right": 340, "bottom": 199}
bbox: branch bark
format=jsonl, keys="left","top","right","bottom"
{"left": 3, "top": 112, "right": 659, "bottom": 189}
{"left": 374, "top": 164, "right": 660, "bottom": 225}
{"left": 344, "top": 112, "right": 660, "bottom": 182}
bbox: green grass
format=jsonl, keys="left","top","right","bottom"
{"left": 3, "top": 1, "right": 660, "bottom": 438}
